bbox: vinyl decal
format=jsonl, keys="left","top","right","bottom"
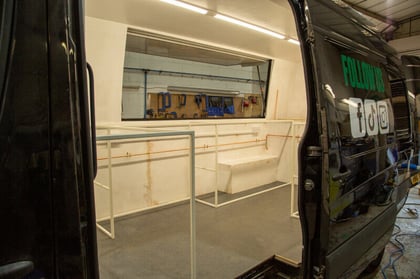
{"left": 347, "top": 98, "right": 389, "bottom": 138}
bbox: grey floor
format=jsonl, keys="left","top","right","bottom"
{"left": 97, "top": 186, "right": 420, "bottom": 279}
{"left": 375, "top": 187, "right": 420, "bottom": 279}
{"left": 97, "top": 184, "right": 302, "bottom": 279}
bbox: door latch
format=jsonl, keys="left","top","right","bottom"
{"left": 307, "top": 146, "right": 322, "bottom": 157}
{"left": 304, "top": 179, "right": 315, "bottom": 191}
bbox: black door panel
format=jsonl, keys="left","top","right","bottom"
{"left": 298, "top": 0, "right": 411, "bottom": 278}
{"left": 0, "top": 0, "right": 98, "bottom": 278}
{"left": 0, "top": 1, "right": 53, "bottom": 277}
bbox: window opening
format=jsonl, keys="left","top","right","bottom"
{"left": 121, "top": 31, "right": 271, "bottom": 120}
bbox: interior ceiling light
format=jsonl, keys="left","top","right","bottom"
{"left": 214, "top": 14, "right": 285, "bottom": 40}
{"left": 287, "top": 38, "right": 300, "bottom": 45}
{"left": 160, "top": 0, "right": 208, "bottom": 15}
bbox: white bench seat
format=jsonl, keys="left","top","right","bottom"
{"left": 217, "top": 155, "right": 278, "bottom": 194}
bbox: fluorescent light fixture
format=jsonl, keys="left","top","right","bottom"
{"left": 287, "top": 38, "right": 300, "bottom": 45}
{"left": 214, "top": 14, "right": 285, "bottom": 40}
{"left": 160, "top": 0, "right": 208, "bottom": 15}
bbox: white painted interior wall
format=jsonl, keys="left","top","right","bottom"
{"left": 85, "top": 11, "right": 307, "bottom": 219}
{"left": 94, "top": 127, "right": 191, "bottom": 219}
{"left": 85, "top": 17, "right": 127, "bottom": 123}
{"left": 267, "top": 59, "right": 306, "bottom": 120}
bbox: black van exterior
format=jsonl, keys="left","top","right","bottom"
{"left": 0, "top": 0, "right": 415, "bottom": 278}
{"left": 240, "top": 0, "right": 414, "bottom": 278}
{"left": 0, "top": 0, "right": 98, "bottom": 278}
{"left": 289, "top": 0, "right": 413, "bottom": 278}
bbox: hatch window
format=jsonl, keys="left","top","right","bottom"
{"left": 121, "top": 30, "right": 271, "bottom": 120}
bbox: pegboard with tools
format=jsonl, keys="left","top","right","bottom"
{"left": 145, "top": 91, "right": 263, "bottom": 119}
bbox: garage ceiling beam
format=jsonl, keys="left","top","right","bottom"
{"left": 343, "top": 1, "right": 398, "bottom": 28}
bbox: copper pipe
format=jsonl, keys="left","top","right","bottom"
{"left": 97, "top": 138, "right": 267, "bottom": 161}
{"left": 265, "top": 134, "right": 301, "bottom": 149}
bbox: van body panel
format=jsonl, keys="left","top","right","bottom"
{"left": 294, "top": 0, "right": 412, "bottom": 278}
{"left": 0, "top": 0, "right": 98, "bottom": 278}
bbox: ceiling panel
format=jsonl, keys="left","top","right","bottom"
{"left": 345, "top": 0, "right": 420, "bottom": 22}
{"left": 85, "top": 0, "right": 302, "bottom": 60}
{"left": 391, "top": 5, "right": 420, "bottom": 19}
{"left": 377, "top": 2, "right": 419, "bottom": 18}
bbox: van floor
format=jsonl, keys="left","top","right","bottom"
{"left": 96, "top": 185, "right": 302, "bottom": 278}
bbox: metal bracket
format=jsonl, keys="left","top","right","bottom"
{"left": 307, "top": 146, "right": 322, "bottom": 157}
{"left": 313, "top": 265, "right": 326, "bottom": 279}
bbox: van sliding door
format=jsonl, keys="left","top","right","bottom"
{"left": 298, "top": 0, "right": 408, "bottom": 278}
{"left": 0, "top": 1, "right": 54, "bottom": 276}
{"left": 0, "top": 0, "right": 98, "bottom": 277}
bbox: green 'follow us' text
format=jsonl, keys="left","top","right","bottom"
{"left": 341, "top": 54, "right": 385, "bottom": 93}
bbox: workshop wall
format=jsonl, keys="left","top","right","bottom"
{"left": 122, "top": 52, "right": 264, "bottom": 119}
{"left": 124, "top": 52, "right": 255, "bottom": 92}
